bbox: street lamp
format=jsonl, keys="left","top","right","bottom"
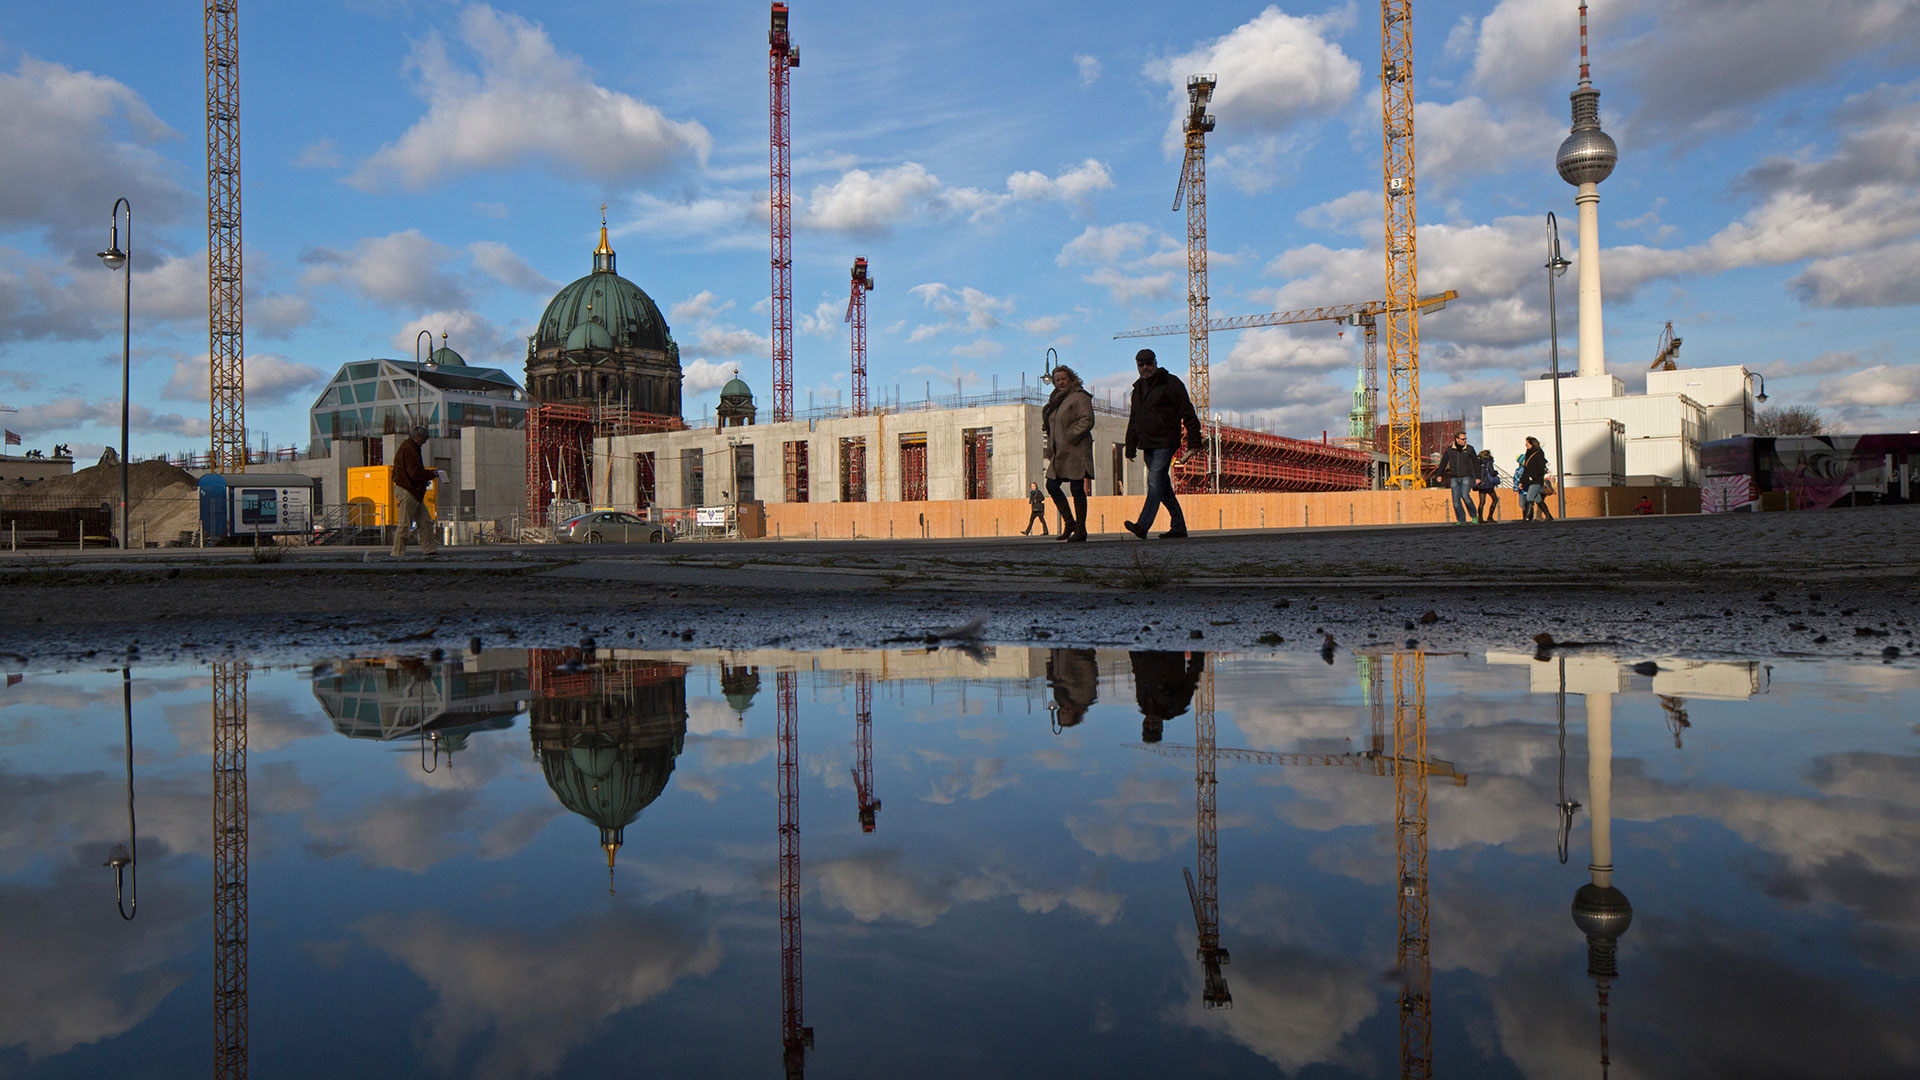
{"left": 1745, "top": 371, "right": 1768, "bottom": 404}
{"left": 413, "top": 329, "right": 434, "bottom": 433}
{"left": 97, "top": 198, "right": 131, "bottom": 549}
{"left": 105, "top": 666, "right": 137, "bottom": 919}
{"left": 1545, "top": 212, "right": 1572, "bottom": 521}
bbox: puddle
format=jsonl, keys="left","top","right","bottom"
{"left": 3, "top": 647, "right": 1917, "bottom": 1077}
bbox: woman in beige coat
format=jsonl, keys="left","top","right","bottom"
{"left": 1042, "top": 364, "right": 1095, "bottom": 542}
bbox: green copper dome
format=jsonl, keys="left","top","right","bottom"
{"left": 534, "top": 254, "right": 672, "bottom": 356}
{"left": 428, "top": 345, "right": 466, "bottom": 368}
{"left": 720, "top": 377, "right": 753, "bottom": 399}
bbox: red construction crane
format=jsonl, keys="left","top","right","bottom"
{"left": 846, "top": 257, "right": 874, "bottom": 417}
{"left": 851, "top": 670, "right": 880, "bottom": 832}
{"left": 776, "top": 670, "right": 812, "bottom": 1077}
{"left": 768, "top": 4, "right": 800, "bottom": 423}
{"left": 1186, "top": 657, "right": 1231, "bottom": 1008}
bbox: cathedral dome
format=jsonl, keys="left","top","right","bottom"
{"left": 536, "top": 269, "right": 671, "bottom": 355}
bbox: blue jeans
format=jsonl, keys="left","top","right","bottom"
{"left": 1449, "top": 477, "right": 1475, "bottom": 522}
{"left": 1135, "top": 447, "right": 1185, "bottom": 532}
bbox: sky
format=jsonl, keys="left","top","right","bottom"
{"left": 2, "top": 0, "right": 1918, "bottom": 461}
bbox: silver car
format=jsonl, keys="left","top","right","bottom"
{"left": 557, "top": 511, "right": 671, "bottom": 544}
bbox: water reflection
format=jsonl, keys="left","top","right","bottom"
{"left": 2, "top": 647, "right": 1916, "bottom": 1078}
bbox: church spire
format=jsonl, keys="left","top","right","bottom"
{"left": 593, "top": 203, "right": 616, "bottom": 274}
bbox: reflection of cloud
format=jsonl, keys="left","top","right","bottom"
{"left": 0, "top": 849, "right": 196, "bottom": 1060}
{"left": 810, "top": 849, "right": 1126, "bottom": 928}
{"left": 1171, "top": 941, "right": 1377, "bottom": 1073}
{"left": 360, "top": 912, "right": 722, "bottom": 1080}
{"left": 1064, "top": 813, "right": 1172, "bottom": 862}
{"left": 917, "top": 754, "right": 1019, "bottom": 804}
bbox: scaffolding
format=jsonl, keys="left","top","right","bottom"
{"left": 526, "top": 404, "right": 683, "bottom": 526}
{"left": 899, "top": 434, "right": 927, "bottom": 501}
{"left": 838, "top": 437, "right": 867, "bottom": 503}
{"left": 1174, "top": 424, "right": 1374, "bottom": 493}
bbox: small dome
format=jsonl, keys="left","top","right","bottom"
{"left": 428, "top": 345, "right": 466, "bottom": 368}
{"left": 720, "top": 377, "right": 754, "bottom": 400}
{"left": 565, "top": 320, "right": 615, "bottom": 353}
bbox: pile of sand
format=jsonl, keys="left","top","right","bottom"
{"left": 0, "top": 459, "right": 202, "bottom": 546}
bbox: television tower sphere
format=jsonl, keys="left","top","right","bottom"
{"left": 1556, "top": 89, "right": 1618, "bottom": 186}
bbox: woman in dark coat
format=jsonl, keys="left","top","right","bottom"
{"left": 1520, "top": 436, "right": 1553, "bottom": 522}
{"left": 1042, "top": 364, "right": 1095, "bottom": 542}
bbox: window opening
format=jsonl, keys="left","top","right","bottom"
{"left": 900, "top": 433, "right": 928, "bottom": 502}
{"left": 839, "top": 437, "right": 867, "bottom": 502}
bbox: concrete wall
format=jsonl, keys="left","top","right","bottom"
{"left": 764, "top": 484, "right": 1699, "bottom": 539}
{"left": 600, "top": 404, "right": 1146, "bottom": 512}
{"left": 0, "top": 455, "right": 76, "bottom": 484}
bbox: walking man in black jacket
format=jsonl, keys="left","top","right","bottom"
{"left": 1123, "top": 349, "right": 1203, "bottom": 539}
{"left": 1434, "top": 431, "right": 1480, "bottom": 524}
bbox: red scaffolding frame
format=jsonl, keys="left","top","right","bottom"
{"left": 1174, "top": 424, "right": 1373, "bottom": 494}
{"left": 526, "top": 404, "right": 684, "bottom": 526}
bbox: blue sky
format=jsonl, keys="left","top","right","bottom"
{"left": 2, "top": 0, "right": 1918, "bottom": 459}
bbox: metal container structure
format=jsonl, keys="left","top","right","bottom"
{"left": 1486, "top": 417, "right": 1622, "bottom": 487}
{"left": 346, "top": 466, "right": 437, "bottom": 529}
{"left": 197, "top": 472, "right": 316, "bottom": 539}
{"left": 1648, "top": 366, "right": 1754, "bottom": 442}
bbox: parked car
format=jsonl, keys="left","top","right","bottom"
{"left": 556, "top": 511, "right": 671, "bottom": 544}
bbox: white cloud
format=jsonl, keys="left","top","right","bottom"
{"left": 1084, "top": 267, "right": 1176, "bottom": 308}
{"left": 685, "top": 324, "right": 768, "bottom": 357}
{"left": 801, "top": 159, "right": 1115, "bottom": 236}
{"left": 1819, "top": 364, "right": 1920, "bottom": 408}
{"left": 1791, "top": 239, "right": 1920, "bottom": 308}
{"left": 302, "top": 230, "right": 468, "bottom": 310}
{"left": 951, "top": 338, "right": 1004, "bottom": 360}
{"left": 161, "top": 351, "right": 325, "bottom": 406}
{"left": 908, "top": 282, "right": 1013, "bottom": 334}
{"left": 681, "top": 359, "right": 740, "bottom": 398}
{"left": 352, "top": 5, "right": 711, "bottom": 191}
{"left": 468, "top": 241, "right": 557, "bottom": 295}
{"left": 293, "top": 138, "right": 340, "bottom": 168}
{"left": 1147, "top": 6, "right": 1361, "bottom": 155}
{"left": 1056, "top": 223, "right": 1163, "bottom": 267}
{"left": 669, "top": 290, "right": 732, "bottom": 323}
{"left": 389, "top": 309, "right": 522, "bottom": 370}
{"left": 10, "top": 395, "right": 208, "bottom": 440}
{"left": 1074, "top": 53, "right": 1102, "bottom": 86}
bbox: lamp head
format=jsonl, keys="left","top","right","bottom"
{"left": 1756, "top": 391, "right": 1769, "bottom": 403}
{"left": 1550, "top": 254, "right": 1571, "bottom": 279}
{"left": 98, "top": 246, "right": 128, "bottom": 272}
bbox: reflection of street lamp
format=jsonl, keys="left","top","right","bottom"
{"left": 1545, "top": 213, "right": 1572, "bottom": 520}
{"left": 106, "top": 667, "right": 137, "bottom": 920}
{"left": 97, "top": 198, "right": 132, "bottom": 549}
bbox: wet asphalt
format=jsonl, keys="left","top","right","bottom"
{"left": 1, "top": 504, "right": 1915, "bottom": 669}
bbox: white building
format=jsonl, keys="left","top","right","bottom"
{"left": 1480, "top": 364, "right": 1755, "bottom": 487}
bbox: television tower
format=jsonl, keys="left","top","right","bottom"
{"left": 1556, "top": 3, "right": 1618, "bottom": 378}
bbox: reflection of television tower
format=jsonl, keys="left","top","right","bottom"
{"left": 1556, "top": 2, "right": 1618, "bottom": 377}
{"left": 1570, "top": 690, "right": 1631, "bottom": 1078}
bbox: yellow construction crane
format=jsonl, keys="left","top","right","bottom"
{"left": 206, "top": 0, "right": 245, "bottom": 472}
{"left": 1392, "top": 651, "right": 1431, "bottom": 1080}
{"left": 1174, "top": 75, "right": 1218, "bottom": 415}
{"left": 1649, "top": 321, "right": 1682, "bottom": 371}
{"left": 1114, "top": 291, "right": 1458, "bottom": 449}
{"left": 1379, "top": 0, "right": 1422, "bottom": 488}
{"left": 211, "top": 660, "right": 248, "bottom": 1079}
{"left": 1185, "top": 658, "right": 1230, "bottom": 1008}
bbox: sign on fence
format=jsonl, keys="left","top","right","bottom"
{"left": 695, "top": 505, "right": 729, "bottom": 528}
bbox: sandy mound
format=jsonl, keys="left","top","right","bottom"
{"left": 1, "top": 460, "right": 203, "bottom": 546}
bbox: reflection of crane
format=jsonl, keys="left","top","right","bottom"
{"left": 1649, "top": 321, "right": 1682, "bottom": 372}
{"left": 846, "top": 257, "right": 874, "bottom": 417}
{"left": 212, "top": 660, "right": 248, "bottom": 1079}
{"left": 851, "top": 671, "right": 880, "bottom": 832}
{"left": 1138, "top": 742, "right": 1467, "bottom": 785}
{"left": 777, "top": 670, "right": 812, "bottom": 1078}
{"left": 1173, "top": 74, "right": 1217, "bottom": 415}
{"left": 1657, "top": 694, "right": 1689, "bottom": 749}
{"left": 1392, "top": 651, "right": 1432, "bottom": 1080}
{"left": 1114, "top": 291, "right": 1457, "bottom": 452}
{"left": 1379, "top": 0, "right": 1423, "bottom": 488}
{"left": 206, "top": 0, "right": 245, "bottom": 472}
{"left": 768, "top": 3, "right": 799, "bottom": 423}
{"left": 1185, "top": 655, "right": 1230, "bottom": 1008}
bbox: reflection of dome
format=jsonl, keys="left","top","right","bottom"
{"left": 720, "top": 664, "right": 760, "bottom": 714}
{"left": 1571, "top": 882, "right": 1633, "bottom": 978}
{"left": 530, "top": 655, "right": 689, "bottom": 873}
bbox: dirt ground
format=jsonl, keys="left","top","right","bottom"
{"left": 2, "top": 504, "right": 1916, "bottom": 668}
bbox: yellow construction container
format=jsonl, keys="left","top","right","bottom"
{"left": 347, "top": 466, "right": 438, "bottom": 528}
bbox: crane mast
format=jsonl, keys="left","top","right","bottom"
{"left": 846, "top": 257, "right": 873, "bottom": 417}
{"left": 1392, "top": 651, "right": 1432, "bottom": 1079}
{"left": 851, "top": 670, "right": 880, "bottom": 831}
{"left": 768, "top": 4, "right": 799, "bottom": 423}
{"left": 1174, "top": 75, "right": 1218, "bottom": 416}
{"left": 206, "top": 0, "right": 244, "bottom": 472}
{"left": 776, "top": 670, "right": 812, "bottom": 1076}
{"left": 1380, "top": 0, "right": 1421, "bottom": 488}
{"left": 1184, "top": 656, "right": 1231, "bottom": 1007}
{"left": 211, "top": 661, "right": 248, "bottom": 1079}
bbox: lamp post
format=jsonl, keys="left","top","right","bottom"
{"left": 97, "top": 198, "right": 131, "bottom": 549}
{"left": 1545, "top": 212, "right": 1572, "bottom": 521}
{"left": 1743, "top": 371, "right": 1768, "bottom": 433}
{"left": 413, "top": 330, "right": 434, "bottom": 432}
{"left": 106, "top": 666, "right": 137, "bottom": 919}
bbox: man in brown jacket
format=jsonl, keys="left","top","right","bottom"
{"left": 391, "top": 425, "right": 439, "bottom": 557}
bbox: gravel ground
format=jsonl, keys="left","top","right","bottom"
{"left": 2, "top": 505, "right": 1915, "bottom": 668}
